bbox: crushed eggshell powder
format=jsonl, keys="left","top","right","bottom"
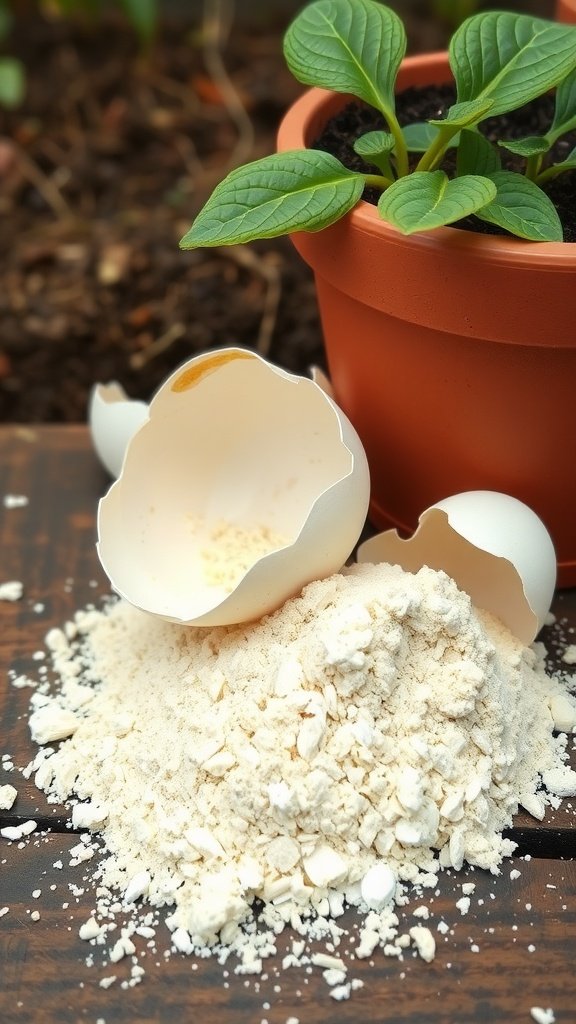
{"left": 15, "top": 560, "right": 576, "bottom": 983}
{"left": 199, "top": 519, "right": 288, "bottom": 592}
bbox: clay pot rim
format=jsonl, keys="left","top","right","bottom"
{"left": 276, "top": 52, "right": 576, "bottom": 266}
{"left": 557, "top": 0, "right": 576, "bottom": 16}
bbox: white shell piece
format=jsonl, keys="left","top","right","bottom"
{"left": 358, "top": 490, "right": 556, "bottom": 645}
{"left": 89, "top": 383, "right": 148, "bottom": 477}
{"left": 360, "top": 862, "right": 396, "bottom": 911}
{"left": 310, "top": 365, "right": 335, "bottom": 399}
{"left": 303, "top": 843, "right": 348, "bottom": 887}
{"left": 97, "top": 348, "right": 370, "bottom": 626}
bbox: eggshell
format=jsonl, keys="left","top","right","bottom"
{"left": 310, "top": 365, "right": 335, "bottom": 399}
{"left": 97, "top": 348, "right": 370, "bottom": 626}
{"left": 89, "top": 383, "right": 148, "bottom": 477}
{"left": 357, "top": 490, "right": 556, "bottom": 645}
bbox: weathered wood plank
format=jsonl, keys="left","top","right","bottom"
{"left": 1, "top": 833, "right": 575, "bottom": 1024}
{"left": 1, "top": 427, "right": 109, "bottom": 821}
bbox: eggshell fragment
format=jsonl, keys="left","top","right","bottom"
{"left": 358, "top": 491, "right": 556, "bottom": 645}
{"left": 360, "top": 863, "right": 396, "bottom": 911}
{"left": 89, "top": 383, "right": 148, "bottom": 477}
{"left": 97, "top": 348, "right": 370, "bottom": 626}
{"left": 303, "top": 843, "right": 348, "bottom": 887}
{"left": 310, "top": 365, "right": 335, "bottom": 399}
{"left": 549, "top": 693, "right": 576, "bottom": 734}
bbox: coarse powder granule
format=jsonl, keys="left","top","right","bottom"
{"left": 23, "top": 563, "right": 576, "bottom": 970}
{"left": 200, "top": 520, "right": 288, "bottom": 592}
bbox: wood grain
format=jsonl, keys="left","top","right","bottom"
{"left": 1, "top": 426, "right": 575, "bottom": 1024}
{"left": 1, "top": 834, "right": 575, "bottom": 1024}
{"left": 1, "top": 427, "right": 110, "bottom": 822}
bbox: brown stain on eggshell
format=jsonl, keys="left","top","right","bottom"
{"left": 171, "top": 350, "right": 255, "bottom": 393}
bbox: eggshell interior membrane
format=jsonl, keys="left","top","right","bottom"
{"left": 97, "top": 349, "right": 370, "bottom": 626}
{"left": 358, "top": 491, "right": 556, "bottom": 646}
{"left": 89, "top": 383, "right": 149, "bottom": 478}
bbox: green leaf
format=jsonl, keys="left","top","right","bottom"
{"left": 402, "top": 123, "right": 462, "bottom": 153}
{"left": 430, "top": 97, "right": 494, "bottom": 130}
{"left": 353, "top": 131, "right": 394, "bottom": 175}
{"left": 353, "top": 131, "right": 395, "bottom": 158}
{"left": 551, "top": 142, "right": 576, "bottom": 171}
{"left": 457, "top": 129, "right": 501, "bottom": 176}
{"left": 402, "top": 122, "right": 441, "bottom": 152}
{"left": 450, "top": 11, "right": 576, "bottom": 119}
{"left": 476, "top": 170, "right": 563, "bottom": 241}
{"left": 179, "top": 150, "right": 365, "bottom": 248}
{"left": 549, "top": 67, "right": 576, "bottom": 142}
{"left": 497, "top": 135, "right": 551, "bottom": 158}
{"left": 283, "top": 0, "right": 406, "bottom": 121}
{"left": 378, "top": 170, "right": 497, "bottom": 234}
{"left": 119, "top": 0, "right": 157, "bottom": 42}
{"left": 0, "top": 58, "right": 25, "bottom": 108}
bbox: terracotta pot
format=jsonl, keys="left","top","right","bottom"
{"left": 277, "top": 53, "right": 576, "bottom": 587}
{"left": 556, "top": 0, "right": 576, "bottom": 22}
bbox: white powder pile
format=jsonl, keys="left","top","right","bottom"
{"left": 24, "top": 562, "right": 576, "bottom": 973}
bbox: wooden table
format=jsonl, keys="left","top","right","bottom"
{"left": 1, "top": 426, "right": 575, "bottom": 1024}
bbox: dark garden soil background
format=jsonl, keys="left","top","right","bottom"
{"left": 0, "top": 0, "right": 555, "bottom": 423}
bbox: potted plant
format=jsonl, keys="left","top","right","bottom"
{"left": 180, "top": 0, "right": 576, "bottom": 586}
{"left": 557, "top": 0, "right": 576, "bottom": 25}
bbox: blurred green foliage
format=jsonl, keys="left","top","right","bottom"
{"left": 0, "top": 2, "right": 25, "bottom": 107}
{"left": 45, "top": 0, "right": 158, "bottom": 42}
{"left": 428, "top": 0, "right": 481, "bottom": 29}
{"left": 0, "top": 0, "right": 501, "bottom": 110}
{"left": 0, "top": 0, "right": 158, "bottom": 107}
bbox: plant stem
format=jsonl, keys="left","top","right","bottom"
{"left": 363, "top": 172, "right": 393, "bottom": 190}
{"left": 525, "top": 153, "right": 543, "bottom": 181}
{"left": 536, "top": 163, "right": 565, "bottom": 187}
{"left": 387, "top": 115, "right": 409, "bottom": 178}
{"left": 415, "top": 126, "right": 455, "bottom": 173}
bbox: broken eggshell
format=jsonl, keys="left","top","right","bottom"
{"left": 310, "top": 365, "right": 335, "bottom": 400}
{"left": 357, "top": 491, "right": 556, "bottom": 645}
{"left": 89, "top": 383, "right": 148, "bottom": 478}
{"left": 92, "top": 368, "right": 331, "bottom": 480}
{"left": 97, "top": 348, "right": 370, "bottom": 627}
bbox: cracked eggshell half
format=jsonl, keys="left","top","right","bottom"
{"left": 97, "top": 348, "right": 370, "bottom": 626}
{"left": 310, "top": 365, "right": 335, "bottom": 399}
{"left": 358, "top": 490, "right": 556, "bottom": 645}
{"left": 89, "top": 383, "right": 149, "bottom": 477}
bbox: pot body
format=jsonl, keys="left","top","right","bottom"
{"left": 557, "top": 0, "right": 576, "bottom": 22}
{"left": 277, "top": 54, "right": 576, "bottom": 587}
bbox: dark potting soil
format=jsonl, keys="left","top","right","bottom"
{"left": 313, "top": 85, "right": 576, "bottom": 242}
{"left": 0, "top": 12, "right": 325, "bottom": 425}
